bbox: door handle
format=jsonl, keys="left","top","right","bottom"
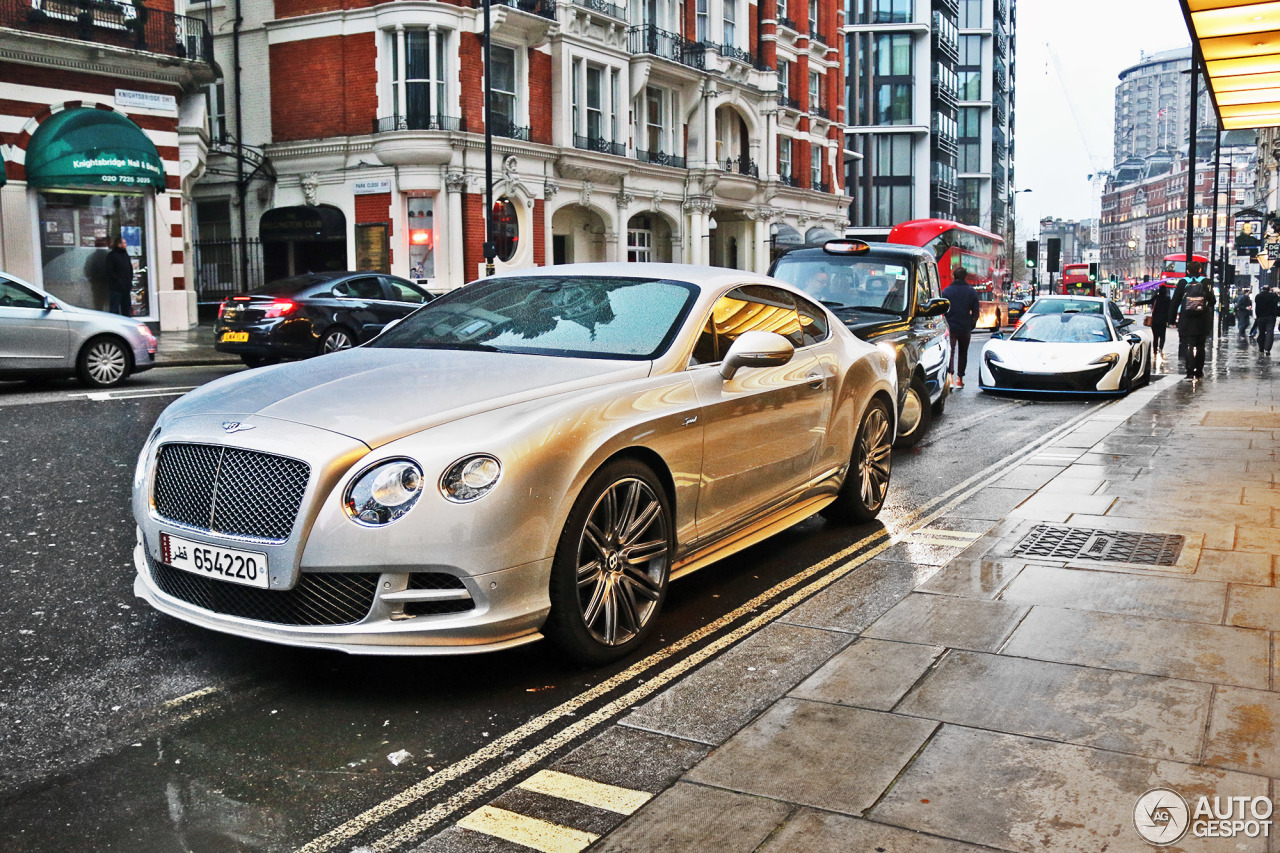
{"left": 806, "top": 370, "right": 825, "bottom": 389}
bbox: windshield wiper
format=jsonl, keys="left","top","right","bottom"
{"left": 415, "top": 341, "right": 502, "bottom": 352}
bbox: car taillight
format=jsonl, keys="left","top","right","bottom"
{"left": 218, "top": 301, "right": 227, "bottom": 319}
{"left": 263, "top": 299, "right": 297, "bottom": 319}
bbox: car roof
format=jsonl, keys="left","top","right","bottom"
{"left": 773, "top": 241, "right": 932, "bottom": 263}
{"left": 488, "top": 263, "right": 786, "bottom": 291}
{"left": 1036, "top": 295, "right": 1106, "bottom": 303}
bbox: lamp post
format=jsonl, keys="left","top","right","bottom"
{"left": 482, "top": 0, "right": 496, "bottom": 276}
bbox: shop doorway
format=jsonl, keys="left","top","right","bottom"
{"left": 260, "top": 205, "right": 347, "bottom": 284}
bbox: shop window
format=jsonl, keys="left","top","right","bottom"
{"left": 36, "top": 190, "right": 149, "bottom": 317}
{"left": 492, "top": 197, "right": 519, "bottom": 263}
{"left": 407, "top": 196, "right": 435, "bottom": 279}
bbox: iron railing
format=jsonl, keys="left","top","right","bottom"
{"left": 372, "top": 114, "right": 466, "bottom": 133}
{"left": 628, "top": 24, "right": 706, "bottom": 69}
{"left": 635, "top": 148, "right": 687, "bottom": 168}
{"left": 11, "top": 0, "right": 212, "bottom": 62}
{"left": 491, "top": 119, "right": 532, "bottom": 141}
{"left": 489, "top": 0, "right": 557, "bottom": 19}
{"left": 777, "top": 14, "right": 797, "bottom": 30}
{"left": 714, "top": 41, "right": 755, "bottom": 66}
{"left": 809, "top": 104, "right": 830, "bottom": 120}
{"left": 777, "top": 174, "right": 799, "bottom": 187}
{"left": 723, "top": 155, "right": 759, "bottom": 178}
{"left": 777, "top": 95, "right": 800, "bottom": 110}
{"left": 193, "top": 238, "right": 263, "bottom": 307}
{"left": 808, "top": 24, "right": 822, "bottom": 42}
{"left": 812, "top": 180, "right": 831, "bottom": 194}
{"left": 575, "top": 134, "right": 626, "bottom": 156}
{"left": 574, "top": 0, "right": 623, "bottom": 17}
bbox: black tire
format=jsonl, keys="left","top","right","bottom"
{"left": 544, "top": 459, "right": 673, "bottom": 665}
{"left": 931, "top": 374, "right": 949, "bottom": 417}
{"left": 75, "top": 336, "right": 131, "bottom": 388}
{"left": 240, "top": 354, "right": 279, "bottom": 369}
{"left": 893, "top": 374, "right": 933, "bottom": 449}
{"left": 1138, "top": 348, "right": 1153, "bottom": 387}
{"left": 821, "top": 398, "right": 893, "bottom": 524}
{"left": 318, "top": 327, "right": 356, "bottom": 356}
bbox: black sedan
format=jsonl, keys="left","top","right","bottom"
{"left": 215, "top": 272, "right": 433, "bottom": 367}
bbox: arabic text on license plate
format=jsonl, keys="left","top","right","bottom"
{"left": 161, "top": 532, "right": 268, "bottom": 589}
{"left": 221, "top": 331, "right": 249, "bottom": 343}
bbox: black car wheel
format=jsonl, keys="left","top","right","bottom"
{"left": 76, "top": 337, "right": 131, "bottom": 388}
{"left": 931, "top": 373, "right": 949, "bottom": 417}
{"left": 821, "top": 398, "right": 893, "bottom": 524}
{"left": 893, "top": 374, "right": 932, "bottom": 449}
{"left": 319, "top": 327, "right": 355, "bottom": 355}
{"left": 544, "top": 459, "right": 672, "bottom": 665}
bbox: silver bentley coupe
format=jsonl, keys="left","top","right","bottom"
{"left": 131, "top": 265, "right": 897, "bottom": 663}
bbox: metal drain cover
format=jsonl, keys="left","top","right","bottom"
{"left": 1012, "top": 525, "right": 1184, "bottom": 566}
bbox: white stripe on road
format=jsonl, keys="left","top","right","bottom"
{"left": 298, "top": 398, "right": 1120, "bottom": 853}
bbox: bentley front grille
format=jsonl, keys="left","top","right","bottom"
{"left": 153, "top": 443, "right": 310, "bottom": 542}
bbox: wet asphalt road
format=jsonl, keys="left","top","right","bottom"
{"left": 0, "top": 343, "right": 1110, "bottom": 852}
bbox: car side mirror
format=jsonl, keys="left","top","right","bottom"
{"left": 916, "top": 297, "right": 950, "bottom": 318}
{"left": 1127, "top": 333, "right": 1142, "bottom": 345}
{"left": 990, "top": 331, "right": 1004, "bottom": 340}
{"left": 43, "top": 296, "right": 58, "bottom": 311}
{"left": 720, "top": 330, "right": 795, "bottom": 380}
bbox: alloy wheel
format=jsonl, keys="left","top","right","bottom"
{"left": 898, "top": 386, "right": 923, "bottom": 435}
{"left": 322, "top": 331, "right": 353, "bottom": 354}
{"left": 575, "top": 478, "right": 670, "bottom": 647}
{"left": 858, "top": 405, "right": 892, "bottom": 509}
{"left": 85, "top": 341, "right": 127, "bottom": 385}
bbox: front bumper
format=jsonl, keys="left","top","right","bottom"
{"left": 213, "top": 318, "right": 314, "bottom": 358}
{"left": 980, "top": 362, "right": 1118, "bottom": 394}
{"left": 133, "top": 535, "right": 552, "bottom": 655}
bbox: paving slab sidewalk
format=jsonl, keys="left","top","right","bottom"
{"left": 551, "top": 330, "right": 1280, "bottom": 853}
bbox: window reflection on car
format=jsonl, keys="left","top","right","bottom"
{"left": 771, "top": 259, "right": 912, "bottom": 315}
{"left": 1011, "top": 313, "right": 1113, "bottom": 344}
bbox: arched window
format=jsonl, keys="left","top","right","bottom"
{"left": 492, "top": 198, "right": 519, "bottom": 262}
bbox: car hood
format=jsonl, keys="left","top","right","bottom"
{"left": 164, "top": 347, "right": 650, "bottom": 447}
{"left": 839, "top": 313, "right": 910, "bottom": 341}
{"left": 56, "top": 300, "right": 142, "bottom": 328}
{"left": 985, "top": 340, "right": 1121, "bottom": 372}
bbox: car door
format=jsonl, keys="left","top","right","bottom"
{"left": 914, "top": 259, "right": 951, "bottom": 391}
{"left": 331, "top": 275, "right": 386, "bottom": 342}
{"left": 0, "top": 279, "right": 71, "bottom": 372}
{"left": 687, "top": 285, "right": 827, "bottom": 539}
{"left": 376, "top": 277, "right": 432, "bottom": 327}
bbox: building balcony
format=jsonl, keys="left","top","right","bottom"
{"left": 491, "top": 0, "right": 557, "bottom": 20}
{"left": 575, "top": 134, "right": 625, "bottom": 156}
{"left": 628, "top": 25, "right": 706, "bottom": 70}
{"left": 933, "top": 133, "right": 957, "bottom": 157}
{"left": 777, "top": 95, "right": 800, "bottom": 111}
{"left": 809, "top": 104, "right": 830, "bottom": 120}
{"left": 7, "top": 0, "right": 213, "bottom": 63}
{"left": 492, "top": 119, "right": 532, "bottom": 141}
{"left": 373, "top": 114, "right": 466, "bottom": 134}
{"left": 777, "top": 14, "right": 798, "bottom": 31}
{"left": 572, "top": 0, "right": 623, "bottom": 18}
{"left": 812, "top": 179, "right": 831, "bottom": 193}
{"left": 933, "top": 0, "right": 960, "bottom": 18}
{"left": 635, "top": 148, "right": 686, "bottom": 168}
{"left": 777, "top": 173, "right": 799, "bottom": 187}
{"left": 709, "top": 40, "right": 756, "bottom": 66}
{"left": 722, "top": 155, "right": 759, "bottom": 178}
{"left": 808, "top": 24, "right": 823, "bottom": 44}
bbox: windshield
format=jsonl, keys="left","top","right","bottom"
{"left": 369, "top": 276, "right": 698, "bottom": 360}
{"left": 1011, "top": 313, "right": 1113, "bottom": 344}
{"left": 1028, "top": 299, "right": 1102, "bottom": 315}
{"left": 771, "top": 257, "right": 912, "bottom": 314}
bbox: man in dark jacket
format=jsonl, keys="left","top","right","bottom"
{"left": 1170, "top": 261, "right": 1216, "bottom": 379}
{"left": 942, "top": 267, "right": 981, "bottom": 388}
{"left": 105, "top": 237, "right": 133, "bottom": 317}
{"left": 1255, "top": 284, "right": 1278, "bottom": 357}
{"left": 1150, "top": 283, "right": 1173, "bottom": 355}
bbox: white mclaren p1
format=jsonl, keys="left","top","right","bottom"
{"left": 978, "top": 307, "right": 1152, "bottom": 395}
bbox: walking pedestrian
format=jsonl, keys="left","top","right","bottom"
{"left": 1255, "top": 284, "right": 1278, "bottom": 357}
{"left": 1170, "top": 261, "right": 1216, "bottom": 379}
{"left": 105, "top": 237, "right": 133, "bottom": 317}
{"left": 1235, "top": 292, "right": 1253, "bottom": 338}
{"left": 1150, "top": 282, "right": 1172, "bottom": 355}
{"left": 942, "top": 267, "right": 981, "bottom": 389}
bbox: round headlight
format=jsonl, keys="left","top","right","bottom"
{"left": 344, "top": 459, "right": 424, "bottom": 526}
{"left": 440, "top": 454, "right": 502, "bottom": 503}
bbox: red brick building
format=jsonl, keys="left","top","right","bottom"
{"left": 190, "top": 0, "right": 848, "bottom": 294}
{"left": 1, "top": 0, "right": 216, "bottom": 328}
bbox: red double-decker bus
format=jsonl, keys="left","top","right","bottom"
{"left": 1060, "top": 263, "right": 1096, "bottom": 296}
{"left": 886, "top": 219, "right": 1008, "bottom": 328}
{"left": 1162, "top": 253, "right": 1209, "bottom": 281}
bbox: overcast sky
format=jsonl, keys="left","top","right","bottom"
{"left": 1013, "top": 0, "right": 1195, "bottom": 232}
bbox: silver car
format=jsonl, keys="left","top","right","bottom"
{"left": 131, "top": 265, "right": 897, "bottom": 663}
{"left": 0, "top": 272, "right": 157, "bottom": 387}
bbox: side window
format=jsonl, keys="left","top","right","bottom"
{"left": 1109, "top": 301, "right": 1125, "bottom": 325}
{"left": 0, "top": 281, "right": 44, "bottom": 309}
{"left": 793, "top": 293, "right": 829, "bottom": 346}
{"left": 733, "top": 285, "right": 804, "bottom": 347}
{"left": 915, "top": 262, "right": 932, "bottom": 309}
{"left": 336, "top": 276, "right": 383, "bottom": 299}
{"left": 385, "top": 278, "right": 428, "bottom": 304}
{"left": 691, "top": 317, "right": 718, "bottom": 365}
{"left": 690, "top": 286, "right": 804, "bottom": 364}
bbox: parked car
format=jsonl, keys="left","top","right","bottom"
{"left": 769, "top": 240, "right": 950, "bottom": 448}
{"left": 1016, "top": 295, "right": 1132, "bottom": 331}
{"left": 1006, "top": 299, "right": 1028, "bottom": 325}
{"left": 978, "top": 306, "right": 1153, "bottom": 394}
{"left": 214, "top": 271, "right": 434, "bottom": 367}
{"left": 0, "top": 271, "right": 156, "bottom": 387}
{"left": 132, "top": 265, "right": 898, "bottom": 663}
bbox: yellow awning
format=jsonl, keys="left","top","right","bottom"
{"left": 1183, "top": 0, "right": 1280, "bottom": 127}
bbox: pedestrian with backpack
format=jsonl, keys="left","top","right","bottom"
{"left": 1170, "top": 260, "right": 1216, "bottom": 379}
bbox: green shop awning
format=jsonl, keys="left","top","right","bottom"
{"left": 25, "top": 108, "right": 165, "bottom": 191}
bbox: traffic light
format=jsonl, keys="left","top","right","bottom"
{"left": 1046, "top": 238, "right": 1061, "bottom": 272}
{"left": 1026, "top": 240, "right": 1038, "bottom": 268}
{"left": 1088, "top": 262, "right": 1099, "bottom": 282}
